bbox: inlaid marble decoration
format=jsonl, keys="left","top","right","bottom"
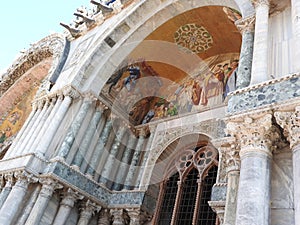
{"left": 174, "top": 23, "right": 213, "bottom": 53}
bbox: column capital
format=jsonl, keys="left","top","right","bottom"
{"left": 235, "top": 15, "right": 255, "bottom": 34}
{"left": 14, "top": 171, "right": 38, "bottom": 188}
{"left": 275, "top": 108, "right": 300, "bottom": 149}
{"left": 111, "top": 208, "right": 125, "bottom": 225}
{"left": 39, "top": 178, "right": 63, "bottom": 198}
{"left": 62, "top": 85, "right": 81, "bottom": 99}
{"left": 79, "top": 200, "right": 101, "bottom": 220}
{"left": 126, "top": 208, "right": 141, "bottom": 225}
{"left": 208, "top": 201, "right": 225, "bottom": 225}
{"left": 218, "top": 138, "right": 241, "bottom": 173}
{"left": 98, "top": 208, "right": 111, "bottom": 225}
{"left": 226, "top": 114, "right": 280, "bottom": 157}
{"left": 60, "top": 188, "right": 84, "bottom": 208}
{"left": 251, "top": 0, "right": 270, "bottom": 8}
{"left": 3, "top": 172, "right": 14, "bottom": 188}
{"left": 82, "top": 92, "right": 98, "bottom": 102}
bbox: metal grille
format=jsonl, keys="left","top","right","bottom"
{"left": 176, "top": 168, "right": 199, "bottom": 225}
{"left": 197, "top": 166, "right": 218, "bottom": 225}
{"left": 158, "top": 172, "right": 179, "bottom": 225}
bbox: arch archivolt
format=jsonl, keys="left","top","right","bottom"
{"left": 0, "top": 33, "right": 66, "bottom": 98}
{"left": 74, "top": 0, "right": 254, "bottom": 94}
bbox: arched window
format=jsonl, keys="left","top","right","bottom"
{"left": 154, "top": 145, "right": 218, "bottom": 225}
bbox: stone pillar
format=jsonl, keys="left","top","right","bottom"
{"left": 77, "top": 200, "right": 100, "bottom": 225}
{"left": 0, "top": 171, "right": 37, "bottom": 225}
{"left": 5, "top": 102, "right": 38, "bottom": 158}
{"left": 97, "top": 209, "right": 110, "bottom": 225}
{"left": 25, "top": 178, "right": 62, "bottom": 225}
{"left": 55, "top": 94, "right": 95, "bottom": 160}
{"left": 18, "top": 100, "right": 45, "bottom": 155}
{"left": 72, "top": 103, "right": 105, "bottom": 169}
{"left": 0, "top": 173, "right": 14, "bottom": 209}
{"left": 291, "top": 0, "right": 300, "bottom": 72}
{"left": 250, "top": 0, "right": 270, "bottom": 85}
{"left": 86, "top": 118, "right": 112, "bottom": 177}
{"left": 226, "top": 114, "right": 279, "bottom": 225}
{"left": 16, "top": 185, "right": 41, "bottom": 225}
{"left": 111, "top": 209, "right": 125, "bottom": 225}
{"left": 52, "top": 188, "right": 83, "bottom": 225}
{"left": 127, "top": 208, "right": 141, "bottom": 225}
{"left": 235, "top": 16, "right": 255, "bottom": 89}
{"left": 208, "top": 201, "right": 225, "bottom": 225}
{"left": 112, "top": 134, "right": 137, "bottom": 191}
{"left": 123, "top": 129, "right": 146, "bottom": 190}
{"left": 99, "top": 124, "right": 127, "bottom": 185}
{"left": 219, "top": 139, "right": 241, "bottom": 225}
{"left": 275, "top": 107, "right": 300, "bottom": 225}
{"left": 36, "top": 89, "right": 75, "bottom": 156}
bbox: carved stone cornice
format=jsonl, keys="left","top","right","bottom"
{"left": 226, "top": 114, "right": 280, "bottom": 158}
{"left": 274, "top": 107, "right": 300, "bottom": 149}
{"left": 235, "top": 15, "right": 255, "bottom": 34}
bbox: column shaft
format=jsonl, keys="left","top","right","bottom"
{"left": 0, "top": 174, "right": 14, "bottom": 209}
{"left": 36, "top": 95, "right": 72, "bottom": 156}
{"left": 293, "top": 145, "right": 300, "bottom": 225}
{"left": 224, "top": 170, "right": 239, "bottom": 225}
{"left": 250, "top": 1, "right": 270, "bottom": 84}
{"left": 292, "top": 0, "right": 300, "bottom": 72}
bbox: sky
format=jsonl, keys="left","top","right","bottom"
{"left": 0, "top": 0, "right": 90, "bottom": 73}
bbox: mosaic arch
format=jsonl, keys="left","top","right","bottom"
{"left": 0, "top": 34, "right": 66, "bottom": 148}
{"left": 76, "top": 0, "right": 253, "bottom": 92}
{"left": 98, "top": 6, "right": 242, "bottom": 125}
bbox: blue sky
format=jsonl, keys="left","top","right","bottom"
{"left": 0, "top": 0, "right": 89, "bottom": 72}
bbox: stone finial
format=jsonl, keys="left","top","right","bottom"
{"left": 235, "top": 15, "right": 255, "bottom": 34}
{"left": 275, "top": 107, "right": 300, "bottom": 149}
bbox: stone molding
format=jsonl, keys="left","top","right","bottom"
{"left": 274, "top": 107, "right": 300, "bottom": 149}
{"left": 226, "top": 113, "right": 280, "bottom": 158}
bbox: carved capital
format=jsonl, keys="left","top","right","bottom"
{"left": 79, "top": 200, "right": 101, "bottom": 220}
{"left": 62, "top": 85, "right": 81, "bottom": 99}
{"left": 127, "top": 208, "right": 141, "bottom": 225}
{"left": 218, "top": 138, "right": 241, "bottom": 173}
{"left": 83, "top": 92, "right": 98, "bottom": 102}
{"left": 251, "top": 0, "right": 270, "bottom": 8}
{"left": 98, "top": 208, "right": 111, "bottom": 225}
{"left": 111, "top": 208, "right": 125, "bottom": 225}
{"left": 14, "top": 171, "right": 38, "bottom": 189}
{"left": 275, "top": 108, "right": 300, "bottom": 149}
{"left": 4, "top": 172, "right": 14, "bottom": 188}
{"left": 208, "top": 201, "right": 225, "bottom": 225}
{"left": 39, "top": 178, "right": 63, "bottom": 198}
{"left": 235, "top": 15, "right": 255, "bottom": 34}
{"left": 60, "top": 188, "right": 83, "bottom": 208}
{"left": 226, "top": 114, "right": 280, "bottom": 157}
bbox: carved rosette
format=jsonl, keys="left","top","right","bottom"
{"left": 275, "top": 107, "right": 300, "bottom": 149}
{"left": 226, "top": 114, "right": 280, "bottom": 158}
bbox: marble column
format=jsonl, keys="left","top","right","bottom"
{"left": 86, "top": 119, "right": 112, "bottom": 177}
{"left": 99, "top": 124, "right": 127, "bottom": 185}
{"left": 36, "top": 91, "right": 74, "bottom": 156}
{"left": 72, "top": 103, "right": 105, "bottom": 169}
{"left": 127, "top": 208, "right": 140, "bottom": 225}
{"left": 98, "top": 209, "right": 110, "bottom": 225}
{"left": 123, "top": 130, "right": 146, "bottom": 190}
{"left": 226, "top": 114, "right": 279, "bottom": 225}
{"left": 275, "top": 107, "right": 300, "bottom": 225}
{"left": 18, "top": 100, "right": 45, "bottom": 155}
{"left": 219, "top": 139, "right": 241, "bottom": 225}
{"left": 55, "top": 95, "right": 95, "bottom": 160}
{"left": 250, "top": 0, "right": 270, "bottom": 85}
{"left": 25, "top": 178, "right": 62, "bottom": 225}
{"left": 0, "top": 173, "right": 14, "bottom": 209}
{"left": 112, "top": 134, "right": 137, "bottom": 191}
{"left": 5, "top": 102, "right": 38, "bottom": 159}
{"left": 23, "top": 99, "right": 51, "bottom": 154}
{"left": 111, "top": 209, "right": 125, "bottom": 225}
{"left": 235, "top": 16, "right": 255, "bottom": 89}
{"left": 53, "top": 188, "right": 83, "bottom": 225}
{"left": 16, "top": 185, "right": 41, "bottom": 225}
{"left": 77, "top": 200, "right": 100, "bottom": 225}
{"left": 0, "top": 171, "right": 37, "bottom": 225}
{"left": 291, "top": 0, "right": 300, "bottom": 72}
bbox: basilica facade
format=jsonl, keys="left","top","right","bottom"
{"left": 0, "top": 0, "right": 298, "bottom": 224}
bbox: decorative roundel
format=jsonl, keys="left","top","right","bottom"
{"left": 174, "top": 23, "right": 213, "bottom": 53}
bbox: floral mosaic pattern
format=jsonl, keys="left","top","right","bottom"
{"left": 174, "top": 23, "right": 213, "bottom": 53}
